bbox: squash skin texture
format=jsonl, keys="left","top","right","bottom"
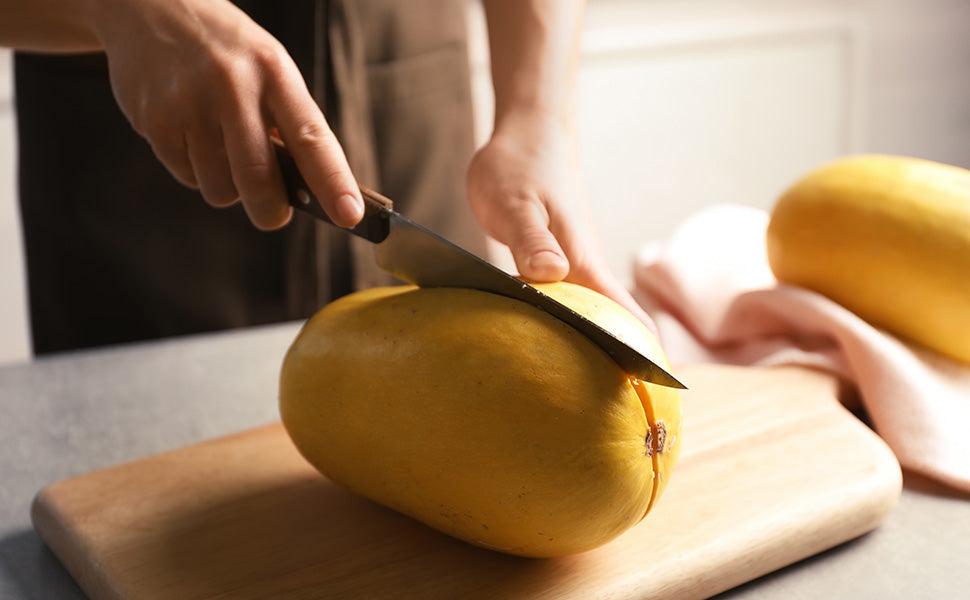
{"left": 279, "top": 282, "right": 682, "bottom": 557}
{"left": 767, "top": 155, "right": 970, "bottom": 364}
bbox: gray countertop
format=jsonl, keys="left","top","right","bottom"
{"left": 1, "top": 322, "right": 967, "bottom": 599}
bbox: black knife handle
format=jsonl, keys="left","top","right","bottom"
{"left": 273, "top": 141, "right": 391, "bottom": 243}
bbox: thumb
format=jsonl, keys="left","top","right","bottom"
{"left": 502, "top": 201, "right": 570, "bottom": 282}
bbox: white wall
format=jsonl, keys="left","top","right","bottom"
{"left": 470, "top": 0, "right": 970, "bottom": 281}
{"left": 2, "top": 0, "right": 969, "bottom": 363}
{"left": 0, "top": 49, "right": 31, "bottom": 363}
{"left": 862, "top": 0, "right": 970, "bottom": 164}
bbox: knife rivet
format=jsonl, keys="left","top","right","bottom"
{"left": 298, "top": 189, "right": 312, "bottom": 205}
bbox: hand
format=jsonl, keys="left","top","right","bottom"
{"left": 92, "top": 0, "right": 363, "bottom": 230}
{"left": 467, "top": 110, "right": 656, "bottom": 330}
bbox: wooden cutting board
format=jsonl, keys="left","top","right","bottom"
{"left": 32, "top": 365, "right": 902, "bottom": 600}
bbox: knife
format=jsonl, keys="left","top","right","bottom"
{"left": 274, "top": 145, "right": 686, "bottom": 389}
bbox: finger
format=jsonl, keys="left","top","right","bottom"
{"left": 132, "top": 96, "right": 200, "bottom": 189}
{"left": 266, "top": 68, "right": 362, "bottom": 228}
{"left": 492, "top": 196, "right": 570, "bottom": 282}
{"left": 221, "top": 101, "right": 292, "bottom": 231}
{"left": 538, "top": 206, "right": 659, "bottom": 332}
{"left": 146, "top": 130, "right": 199, "bottom": 190}
{"left": 186, "top": 128, "right": 238, "bottom": 208}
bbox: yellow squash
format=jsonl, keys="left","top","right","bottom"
{"left": 279, "top": 282, "right": 682, "bottom": 557}
{"left": 767, "top": 154, "right": 970, "bottom": 364}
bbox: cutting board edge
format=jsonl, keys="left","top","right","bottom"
{"left": 614, "top": 393, "right": 905, "bottom": 600}
{"left": 32, "top": 485, "right": 123, "bottom": 600}
{"left": 709, "top": 450, "right": 903, "bottom": 600}
{"left": 30, "top": 423, "right": 289, "bottom": 600}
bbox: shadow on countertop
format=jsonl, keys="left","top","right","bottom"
{"left": 0, "top": 528, "right": 87, "bottom": 599}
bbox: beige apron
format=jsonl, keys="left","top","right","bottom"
{"left": 326, "top": 0, "right": 486, "bottom": 292}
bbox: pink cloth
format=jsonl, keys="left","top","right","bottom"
{"left": 633, "top": 204, "right": 970, "bottom": 494}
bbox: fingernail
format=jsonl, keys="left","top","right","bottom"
{"left": 336, "top": 194, "right": 363, "bottom": 226}
{"left": 527, "top": 251, "right": 569, "bottom": 279}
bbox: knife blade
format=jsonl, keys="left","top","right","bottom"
{"left": 274, "top": 145, "right": 686, "bottom": 389}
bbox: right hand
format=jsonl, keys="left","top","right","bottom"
{"left": 92, "top": 0, "right": 363, "bottom": 230}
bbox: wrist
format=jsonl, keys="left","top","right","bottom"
{"left": 89, "top": 0, "right": 196, "bottom": 51}
{"left": 493, "top": 94, "right": 577, "bottom": 134}
{"left": 490, "top": 104, "right": 577, "bottom": 150}
{"left": 483, "top": 0, "right": 584, "bottom": 137}
{"left": 84, "top": 0, "right": 138, "bottom": 49}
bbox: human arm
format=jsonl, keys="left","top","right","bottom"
{"left": 470, "top": 0, "right": 653, "bottom": 326}
{"left": 0, "top": 0, "right": 363, "bottom": 230}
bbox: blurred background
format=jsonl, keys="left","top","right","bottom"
{"left": 1, "top": 0, "right": 968, "bottom": 364}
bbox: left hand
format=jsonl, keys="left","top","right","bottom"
{"left": 467, "top": 109, "right": 656, "bottom": 331}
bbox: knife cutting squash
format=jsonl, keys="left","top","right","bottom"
{"left": 767, "top": 154, "right": 970, "bottom": 364}
{"left": 279, "top": 282, "right": 681, "bottom": 557}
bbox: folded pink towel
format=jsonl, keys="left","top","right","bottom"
{"left": 633, "top": 204, "right": 970, "bottom": 494}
